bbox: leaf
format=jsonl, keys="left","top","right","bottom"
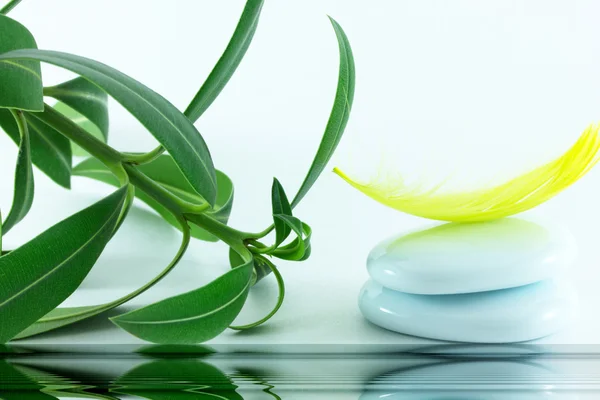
{"left": 0, "top": 0, "right": 24, "bottom": 15}
{"left": 291, "top": 17, "right": 355, "bottom": 208}
{"left": 46, "top": 77, "right": 109, "bottom": 157}
{"left": 0, "top": 186, "right": 127, "bottom": 343}
{"left": 110, "top": 261, "right": 253, "bottom": 344}
{"left": 272, "top": 220, "right": 312, "bottom": 261}
{"left": 72, "top": 156, "right": 234, "bottom": 241}
{"left": 271, "top": 178, "right": 292, "bottom": 247}
{"left": 14, "top": 214, "right": 189, "bottom": 340}
{"left": 228, "top": 248, "right": 272, "bottom": 286}
{"left": 229, "top": 254, "right": 284, "bottom": 330}
{"left": 0, "top": 15, "right": 43, "bottom": 111}
{"left": 53, "top": 103, "right": 104, "bottom": 157}
{"left": 0, "top": 109, "right": 72, "bottom": 188}
{"left": 2, "top": 110, "right": 34, "bottom": 234}
{"left": 46, "top": 77, "right": 109, "bottom": 140}
{"left": 184, "top": 0, "right": 264, "bottom": 122}
{"left": 0, "top": 49, "right": 217, "bottom": 205}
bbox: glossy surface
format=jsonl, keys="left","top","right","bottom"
{"left": 359, "top": 279, "right": 577, "bottom": 343}
{"left": 360, "top": 360, "right": 580, "bottom": 399}
{"left": 368, "top": 219, "right": 577, "bottom": 294}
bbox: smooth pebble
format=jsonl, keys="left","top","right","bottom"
{"left": 359, "top": 279, "right": 576, "bottom": 343}
{"left": 368, "top": 218, "right": 576, "bottom": 294}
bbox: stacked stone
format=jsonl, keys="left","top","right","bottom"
{"left": 359, "top": 218, "right": 578, "bottom": 343}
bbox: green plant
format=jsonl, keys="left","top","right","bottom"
{"left": 0, "top": 0, "right": 355, "bottom": 344}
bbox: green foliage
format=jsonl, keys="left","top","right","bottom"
{"left": 0, "top": 187, "right": 127, "bottom": 343}
{"left": 46, "top": 76, "right": 109, "bottom": 156}
{"left": 0, "top": 109, "right": 72, "bottom": 188}
{"left": 111, "top": 261, "right": 253, "bottom": 344}
{"left": 1, "top": 110, "right": 34, "bottom": 234}
{"left": 0, "top": 1, "right": 355, "bottom": 344}
{"left": 0, "top": 15, "right": 42, "bottom": 111}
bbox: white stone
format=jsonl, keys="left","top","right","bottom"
{"left": 358, "top": 279, "right": 576, "bottom": 343}
{"left": 368, "top": 218, "right": 577, "bottom": 295}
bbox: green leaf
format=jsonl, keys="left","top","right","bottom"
{"left": 184, "top": 0, "right": 264, "bottom": 122}
{"left": 272, "top": 220, "right": 312, "bottom": 261}
{"left": 72, "top": 156, "right": 234, "bottom": 241}
{"left": 0, "top": 109, "right": 72, "bottom": 188}
{"left": 111, "top": 261, "right": 253, "bottom": 344}
{"left": 271, "top": 178, "right": 292, "bottom": 247}
{"left": 0, "top": 15, "right": 43, "bottom": 111}
{"left": 0, "top": 49, "right": 217, "bottom": 205}
{"left": 291, "top": 17, "right": 355, "bottom": 208}
{"left": 229, "top": 248, "right": 273, "bottom": 286}
{"left": 14, "top": 214, "right": 189, "bottom": 340}
{"left": 2, "top": 110, "right": 34, "bottom": 234}
{"left": 46, "top": 77, "right": 109, "bottom": 140}
{"left": 0, "top": 0, "right": 24, "bottom": 15}
{"left": 229, "top": 254, "right": 284, "bottom": 330}
{"left": 114, "top": 359, "right": 241, "bottom": 395}
{"left": 0, "top": 186, "right": 127, "bottom": 343}
{"left": 53, "top": 102, "right": 104, "bottom": 157}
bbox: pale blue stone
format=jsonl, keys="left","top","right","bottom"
{"left": 359, "top": 279, "right": 576, "bottom": 343}
{"left": 368, "top": 219, "right": 576, "bottom": 295}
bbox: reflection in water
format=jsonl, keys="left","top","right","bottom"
{"left": 1, "top": 344, "right": 599, "bottom": 399}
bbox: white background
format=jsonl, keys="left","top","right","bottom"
{"left": 2, "top": 0, "right": 600, "bottom": 348}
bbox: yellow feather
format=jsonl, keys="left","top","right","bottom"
{"left": 334, "top": 124, "right": 600, "bottom": 222}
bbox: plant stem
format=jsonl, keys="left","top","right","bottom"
{"left": 0, "top": 0, "right": 22, "bottom": 14}
{"left": 33, "top": 104, "right": 251, "bottom": 252}
{"left": 123, "top": 163, "right": 209, "bottom": 215}
{"left": 121, "top": 145, "right": 165, "bottom": 165}
{"left": 32, "top": 104, "right": 122, "bottom": 167}
{"left": 185, "top": 212, "right": 248, "bottom": 256}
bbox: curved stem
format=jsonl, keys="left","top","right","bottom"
{"left": 124, "top": 163, "right": 211, "bottom": 215}
{"left": 106, "top": 219, "right": 190, "bottom": 307}
{"left": 32, "top": 104, "right": 122, "bottom": 167}
{"left": 0, "top": 0, "right": 22, "bottom": 14}
{"left": 185, "top": 212, "right": 248, "bottom": 255}
{"left": 229, "top": 256, "right": 285, "bottom": 330}
{"left": 121, "top": 145, "right": 165, "bottom": 165}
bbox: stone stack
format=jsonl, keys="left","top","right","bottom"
{"left": 358, "top": 218, "right": 578, "bottom": 343}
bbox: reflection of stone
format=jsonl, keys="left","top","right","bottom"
{"left": 359, "top": 218, "right": 578, "bottom": 343}
{"left": 360, "top": 359, "right": 580, "bottom": 399}
{"left": 368, "top": 219, "right": 576, "bottom": 294}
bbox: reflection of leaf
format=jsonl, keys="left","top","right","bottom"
{"left": 47, "top": 391, "right": 120, "bottom": 400}
{"left": 0, "top": 361, "right": 60, "bottom": 398}
{"left": 113, "top": 359, "right": 243, "bottom": 399}
{"left": 0, "top": 392, "right": 59, "bottom": 399}
{"left": 235, "top": 368, "right": 281, "bottom": 400}
{"left": 13, "top": 364, "right": 77, "bottom": 392}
